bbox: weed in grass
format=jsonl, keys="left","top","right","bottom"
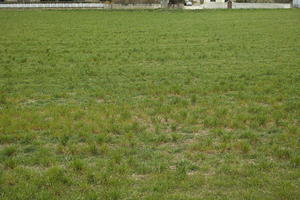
{"left": 3, "top": 158, "right": 18, "bottom": 169}
{"left": 240, "top": 130, "right": 259, "bottom": 145}
{"left": 1, "top": 146, "right": 17, "bottom": 157}
{"left": 45, "top": 167, "right": 71, "bottom": 186}
{"left": 0, "top": 91, "right": 7, "bottom": 106}
{"left": 290, "top": 154, "right": 300, "bottom": 168}
{"left": 274, "top": 147, "right": 292, "bottom": 160}
{"left": 87, "top": 172, "right": 97, "bottom": 184}
{"left": 88, "top": 143, "right": 98, "bottom": 155}
{"left": 70, "top": 160, "right": 85, "bottom": 171}
{"left": 190, "top": 94, "right": 197, "bottom": 105}
{"left": 235, "top": 141, "right": 251, "bottom": 154}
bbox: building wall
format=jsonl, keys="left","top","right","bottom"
{"left": 293, "top": 0, "right": 300, "bottom": 7}
{"left": 203, "top": 1, "right": 227, "bottom": 7}
{"left": 107, "top": 3, "right": 161, "bottom": 8}
{"left": 233, "top": 2, "right": 291, "bottom": 7}
{"left": 201, "top": 2, "right": 291, "bottom": 7}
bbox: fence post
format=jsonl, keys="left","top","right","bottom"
{"left": 227, "top": 0, "right": 232, "bottom": 8}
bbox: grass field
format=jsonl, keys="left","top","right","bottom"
{"left": 0, "top": 9, "right": 300, "bottom": 199}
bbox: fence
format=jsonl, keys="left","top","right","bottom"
{"left": 0, "top": 2, "right": 163, "bottom": 8}
{"left": 0, "top": 3, "right": 105, "bottom": 8}
{"left": 0, "top": 2, "right": 295, "bottom": 8}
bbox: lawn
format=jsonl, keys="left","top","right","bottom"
{"left": 0, "top": 9, "right": 299, "bottom": 200}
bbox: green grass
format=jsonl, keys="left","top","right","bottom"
{"left": 0, "top": 9, "right": 299, "bottom": 199}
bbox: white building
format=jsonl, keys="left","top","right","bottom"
{"left": 293, "top": 0, "right": 300, "bottom": 7}
{"left": 204, "top": 0, "right": 226, "bottom": 2}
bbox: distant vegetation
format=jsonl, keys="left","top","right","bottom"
{"left": 0, "top": 9, "right": 299, "bottom": 200}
